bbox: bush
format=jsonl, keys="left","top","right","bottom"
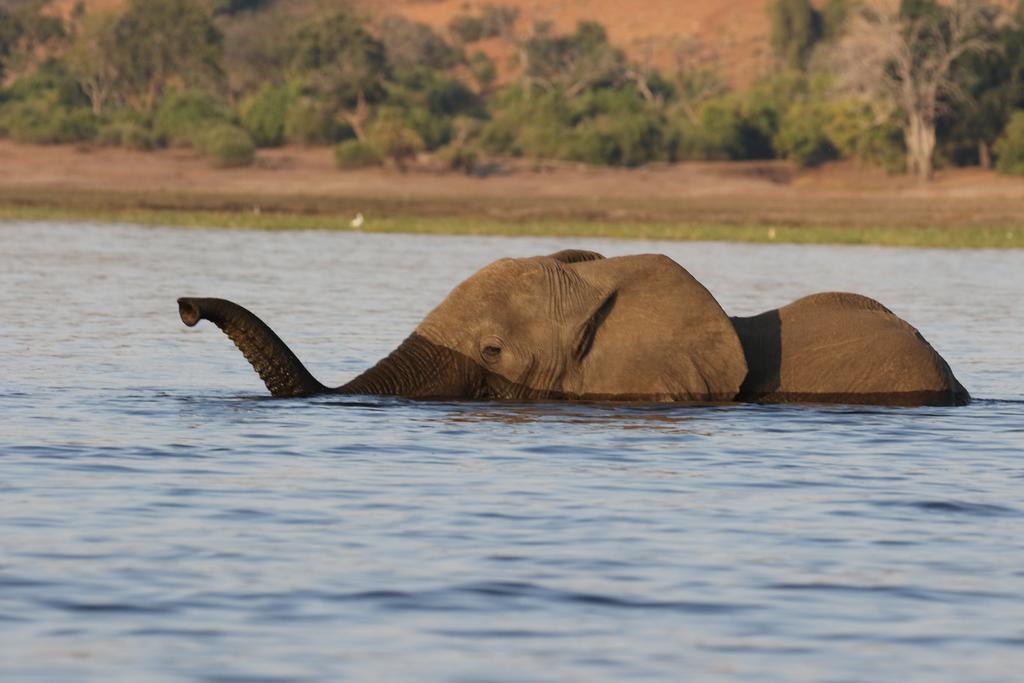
{"left": 673, "top": 76, "right": 816, "bottom": 162}
{"left": 995, "top": 111, "right": 1024, "bottom": 175}
{"left": 240, "top": 84, "right": 293, "bottom": 147}
{"left": 479, "top": 88, "right": 571, "bottom": 158}
{"left": 384, "top": 71, "right": 484, "bottom": 150}
{"left": 95, "top": 123, "right": 125, "bottom": 147}
{"left": 675, "top": 97, "right": 746, "bottom": 160}
{"left": 479, "top": 4, "right": 519, "bottom": 37}
{"left": 334, "top": 139, "right": 381, "bottom": 169}
{"left": 366, "top": 113, "right": 425, "bottom": 169}
{"left": 823, "top": 97, "right": 904, "bottom": 170}
{"left": 96, "top": 121, "right": 156, "bottom": 150}
{"left": 153, "top": 91, "right": 227, "bottom": 147}
{"left": 212, "top": 0, "right": 270, "bottom": 15}
{"left": 435, "top": 143, "right": 480, "bottom": 174}
{"left": 773, "top": 100, "right": 836, "bottom": 166}
{"left": 425, "top": 77, "right": 484, "bottom": 117}
{"left": 451, "top": 115, "right": 484, "bottom": 145}
{"left": 379, "top": 16, "right": 461, "bottom": 70}
{"left": 448, "top": 15, "right": 485, "bottom": 43}
{"left": 0, "top": 60, "right": 96, "bottom": 144}
{"left": 468, "top": 50, "right": 496, "bottom": 88}
{"left": 568, "top": 111, "right": 668, "bottom": 166}
{"left": 284, "top": 98, "right": 346, "bottom": 145}
{"left": 401, "top": 106, "right": 452, "bottom": 150}
{"left": 0, "top": 93, "right": 97, "bottom": 143}
{"left": 4, "top": 59, "right": 88, "bottom": 110}
{"left": 197, "top": 124, "right": 255, "bottom": 168}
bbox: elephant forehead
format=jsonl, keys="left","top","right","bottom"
{"left": 476, "top": 257, "right": 548, "bottom": 283}
{"left": 416, "top": 260, "right": 554, "bottom": 334}
{"left": 450, "top": 260, "right": 550, "bottom": 306}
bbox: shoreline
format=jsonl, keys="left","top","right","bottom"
{"left": 3, "top": 203, "right": 1019, "bottom": 248}
{"left": 1, "top": 141, "right": 1022, "bottom": 248}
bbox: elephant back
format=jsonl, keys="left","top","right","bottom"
{"left": 567, "top": 254, "right": 748, "bottom": 402}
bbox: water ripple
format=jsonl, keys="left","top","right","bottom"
{"left": 2, "top": 223, "right": 1023, "bottom": 683}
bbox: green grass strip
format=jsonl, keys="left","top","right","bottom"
{"left": 0, "top": 204, "right": 1020, "bottom": 249}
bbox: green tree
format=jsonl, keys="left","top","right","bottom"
{"left": 823, "top": 97, "right": 904, "bottom": 169}
{"left": 0, "top": 58, "right": 96, "bottom": 144}
{"left": 240, "top": 83, "right": 295, "bottom": 147}
{"left": 942, "top": 10, "right": 1024, "bottom": 167}
{"left": 378, "top": 16, "right": 460, "bottom": 71}
{"left": 108, "top": 0, "right": 223, "bottom": 112}
{"left": 448, "top": 15, "right": 485, "bottom": 44}
{"left": 211, "top": 0, "right": 270, "bottom": 16}
{"left": 67, "top": 10, "right": 119, "bottom": 115}
{"left": 769, "top": 0, "right": 822, "bottom": 70}
{"left": 832, "top": 0, "right": 1003, "bottom": 180}
{"left": 994, "top": 109, "right": 1024, "bottom": 174}
{"left": 152, "top": 90, "right": 227, "bottom": 147}
{"left": 479, "top": 86, "right": 571, "bottom": 158}
{"left": 820, "top": 0, "right": 850, "bottom": 40}
{"left": 521, "top": 21, "right": 626, "bottom": 98}
{"left": 666, "top": 37, "right": 728, "bottom": 122}
{"left": 365, "top": 109, "right": 424, "bottom": 170}
{"left": 447, "top": 4, "right": 518, "bottom": 44}
{"left": 774, "top": 99, "right": 836, "bottom": 166}
{"left": 383, "top": 67, "right": 484, "bottom": 150}
{"left": 0, "top": 6, "right": 21, "bottom": 81}
{"left": 479, "top": 4, "right": 519, "bottom": 38}
{"left": 289, "top": 10, "right": 389, "bottom": 140}
{"left": 468, "top": 50, "right": 497, "bottom": 91}
{"left": 0, "top": 0, "right": 65, "bottom": 81}
{"left": 220, "top": 2, "right": 295, "bottom": 98}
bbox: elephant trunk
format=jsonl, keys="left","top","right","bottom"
{"left": 178, "top": 297, "right": 327, "bottom": 397}
{"left": 337, "top": 332, "right": 484, "bottom": 399}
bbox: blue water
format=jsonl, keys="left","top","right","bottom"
{"left": 2, "top": 222, "right": 1023, "bottom": 682}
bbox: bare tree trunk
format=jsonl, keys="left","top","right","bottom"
{"left": 145, "top": 79, "right": 159, "bottom": 113}
{"left": 905, "top": 111, "right": 936, "bottom": 181}
{"left": 340, "top": 91, "right": 369, "bottom": 141}
{"left": 832, "top": 1, "right": 1002, "bottom": 183}
{"left": 979, "top": 140, "right": 991, "bottom": 169}
{"left": 86, "top": 85, "right": 104, "bottom": 116}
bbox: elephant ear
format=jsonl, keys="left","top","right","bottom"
{"left": 567, "top": 254, "right": 747, "bottom": 402}
{"left": 546, "top": 249, "right": 605, "bottom": 263}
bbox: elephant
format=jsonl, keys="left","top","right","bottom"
{"left": 177, "top": 249, "right": 969, "bottom": 407}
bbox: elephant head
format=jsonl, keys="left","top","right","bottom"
{"left": 178, "top": 250, "right": 749, "bottom": 402}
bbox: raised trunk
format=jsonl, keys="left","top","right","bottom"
{"left": 179, "top": 297, "right": 482, "bottom": 400}
{"left": 178, "top": 298, "right": 326, "bottom": 398}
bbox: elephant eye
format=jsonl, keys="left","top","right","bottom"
{"left": 481, "top": 345, "right": 502, "bottom": 361}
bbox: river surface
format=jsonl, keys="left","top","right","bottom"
{"left": 1, "top": 221, "right": 1022, "bottom": 682}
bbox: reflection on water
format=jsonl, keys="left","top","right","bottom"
{"left": 1, "top": 221, "right": 1023, "bottom": 682}
{"left": 441, "top": 402, "right": 711, "bottom": 433}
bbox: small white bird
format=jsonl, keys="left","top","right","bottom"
{"left": 350, "top": 212, "right": 365, "bottom": 229}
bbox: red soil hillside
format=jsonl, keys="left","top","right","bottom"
{"left": 356, "top": 0, "right": 775, "bottom": 87}
{"left": 53, "top": 0, "right": 778, "bottom": 87}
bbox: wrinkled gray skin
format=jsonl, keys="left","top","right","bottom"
{"left": 178, "top": 249, "right": 968, "bottom": 406}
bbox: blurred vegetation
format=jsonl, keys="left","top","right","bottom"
{"left": 95, "top": 120, "right": 155, "bottom": 150}
{"left": 0, "top": 0, "right": 1021, "bottom": 177}
{"left": 334, "top": 138, "right": 380, "bottom": 169}
{"left": 153, "top": 90, "right": 227, "bottom": 147}
{"left": 196, "top": 123, "right": 255, "bottom": 167}
{"left": 995, "top": 111, "right": 1024, "bottom": 175}
{"left": 239, "top": 83, "right": 294, "bottom": 147}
